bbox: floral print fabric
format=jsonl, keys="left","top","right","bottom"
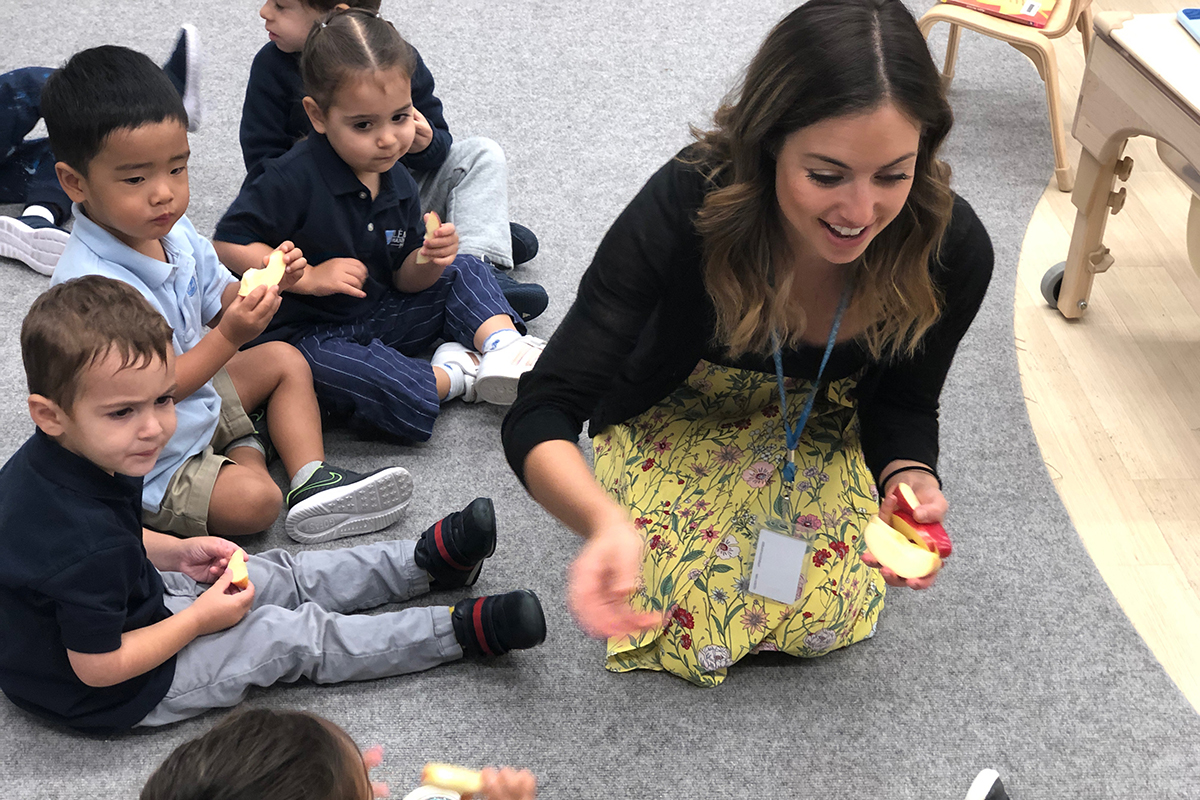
{"left": 593, "top": 360, "right": 887, "bottom": 687}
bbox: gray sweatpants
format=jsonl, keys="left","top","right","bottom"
{"left": 136, "top": 539, "right": 462, "bottom": 726}
{"left": 416, "top": 137, "right": 514, "bottom": 268}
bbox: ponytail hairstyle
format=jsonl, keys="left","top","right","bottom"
{"left": 690, "top": 0, "right": 955, "bottom": 360}
{"left": 301, "top": 6, "right": 416, "bottom": 112}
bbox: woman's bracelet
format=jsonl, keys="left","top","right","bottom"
{"left": 877, "top": 464, "right": 942, "bottom": 495}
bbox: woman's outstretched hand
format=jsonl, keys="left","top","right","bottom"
{"left": 567, "top": 522, "right": 662, "bottom": 639}
{"left": 864, "top": 469, "right": 948, "bottom": 591}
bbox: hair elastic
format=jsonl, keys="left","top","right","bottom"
{"left": 877, "top": 464, "right": 941, "bottom": 494}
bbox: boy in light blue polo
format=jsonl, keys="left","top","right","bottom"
{"left": 43, "top": 44, "right": 413, "bottom": 544}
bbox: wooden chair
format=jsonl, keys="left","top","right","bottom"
{"left": 917, "top": 0, "right": 1095, "bottom": 192}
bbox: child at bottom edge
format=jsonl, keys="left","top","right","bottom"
{"left": 140, "top": 708, "right": 538, "bottom": 800}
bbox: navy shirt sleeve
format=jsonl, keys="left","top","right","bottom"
{"left": 240, "top": 44, "right": 309, "bottom": 182}
{"left": 0, "top": 433, "right": 175, "bottom": 730}
{"left": 50, "top": 544, "right": 147, "bottom": 654}
{"left": 214, "top": 159, "right": 306, "bottom": 257}
{"left": 400, "top": 48, "right": 453, "bottom": 176}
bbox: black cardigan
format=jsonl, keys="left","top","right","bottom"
{"left": 502, "top": 148, "right": 994, "bottom": 485}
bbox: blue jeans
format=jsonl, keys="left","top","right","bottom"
{"left": 0, "top": 67, "right": 70, "bottom": 223}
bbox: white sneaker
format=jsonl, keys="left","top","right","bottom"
{"left": 431, "top": 341, "right": 483, "bottom": 402}
{"left": 474, "top": 335, "right": 545, "bottom": 405}
{"left": 0, "top": 215, "right": 69, "bottom": 276}
{"left": 965, "top": 769, "right": 1009, "bottom": 800}
{"left": 165, "top": 25, "right": 203, "bottom": 132}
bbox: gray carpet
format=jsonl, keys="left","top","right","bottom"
{"left": 2, "top": 1, "right": 1199, "bottom": 798}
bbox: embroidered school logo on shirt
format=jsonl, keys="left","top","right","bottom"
{"left": 386, "top": 229, "right": 406, "bottom": 249}
{"left": 187, "top": 276, "right": 197, "bottom": 296}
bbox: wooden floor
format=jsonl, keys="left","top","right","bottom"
{"left": 954, "top": 0, "right": 1200, "bottom": 710}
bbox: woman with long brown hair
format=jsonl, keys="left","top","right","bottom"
{"left": 502, "top": 0, "right": 993, "bottom": 686}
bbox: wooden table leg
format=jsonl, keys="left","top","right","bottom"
{"left": 1057, "top": 142, "right": 1127, "bottom": 318}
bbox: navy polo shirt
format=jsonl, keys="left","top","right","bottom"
{"left": 0, "top": 431, "right": 174, "bottom": 731}
{"left": 238, "top": 42, "right": 452, "bottom": 184}
{"left": 214, "top": 133, "right": 425, "bottom": 344}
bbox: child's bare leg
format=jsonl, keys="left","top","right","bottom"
{"left": 206, "top": 460, "right": 283, "bottom": 536}
{"left": 472, "top": 314, "right": 517, "bottom": 351}
{"left": 226, "top": 342, "right": 414, "bottom": 544}
{"left": 224, "top": 342, "right": 324, "bottom": 478}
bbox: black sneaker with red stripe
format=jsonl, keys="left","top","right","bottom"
{"left": 451, "top": 590, "right": 547, "bottom": 658}
{"left": 414, "top": 497, "right": 497, "bottom": 588}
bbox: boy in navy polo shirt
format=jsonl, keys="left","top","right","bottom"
{"left": 237, "top": 0, "right": 549, "bottom": 322}
{"left": 0, "top": 276, "right": 547, "bottom": 731}
{"left": 42, "top": 44, "right": 414, "bottom": 545}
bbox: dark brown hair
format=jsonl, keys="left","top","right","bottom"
{"left": 301, "top": 7, "right": 416, "bottom": 111}
{"left": 140, "top": 709, "right": 369, "bottom": 800}
{"left": 22, "top": 276, "right": 174, "bottom": 412}
{"left": 691, "top": 0, "right": 955, "bottom": 359}
{"left": 300, "top": 0, "right": 381, "bottom": 11}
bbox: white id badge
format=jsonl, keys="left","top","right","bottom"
{"left": 749, "top": 528, "right": 809, "bottom": 604}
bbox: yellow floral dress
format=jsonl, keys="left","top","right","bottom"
{"left": 593, "top": 360, "right": 887, "bottom": 686}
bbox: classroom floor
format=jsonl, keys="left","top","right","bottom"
{"left": 1002, "top": 0, "right": 1200, "bottom": 711}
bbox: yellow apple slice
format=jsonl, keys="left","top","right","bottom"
{"left": 227, "top": 549, "right": 250, "bottom": 590}
{"left": 415, "top": 211, "right": 442, "bottom": 264}
{"left": 421, "top": 763, "right": 482, "bottom": 795}
{"left": 239, "top": 249, "right": 286, "bottom": 296}
{"left": 863, "top": 516, "right": 941, "bottom": 579}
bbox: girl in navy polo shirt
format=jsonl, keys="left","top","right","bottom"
{"left": 214, "top": 7, "right": 543, "bottom": 444}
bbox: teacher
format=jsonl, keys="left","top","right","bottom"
{"left": 502, "top": 0, "right": 993, "bottom": 686}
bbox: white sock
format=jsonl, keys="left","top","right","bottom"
{"left": 22, "top": 205, "right": 56, "bottom": 224}
{"left": 439, "top": 363, "right": 466, "bottom": 401}
{"left": 481, "top": 328, "right": 521, "bottom": 353}
{"left": 290, "top": 460, "right": 323, "bottom": 490}
{"left": 226, "top": 435, "right": 266, "bottom": 459}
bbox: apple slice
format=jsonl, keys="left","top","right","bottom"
{"left": 239, "top": 249, "right": 286, "bottom": 296}
{"left": 227, "top": 549, "right": 250, "bottom": 590}
{"left": 421, "top": 763, "right": 482, "bottom": 795}
{"left": 414, "top": 211, "right": 442, "bottom": 264}
{"left": 892, "top": 483, "right": 952, "bottom": 557}
{"left": 863, "top": 516, "right": 941, "bottom": 579}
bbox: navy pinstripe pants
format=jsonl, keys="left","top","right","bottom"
{"left": 294, "top": 255, "right": 520, "bottom": 442}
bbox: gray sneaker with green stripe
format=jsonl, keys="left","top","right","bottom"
{"left": 284, "top": 463, "right": 413, "bottom": 544}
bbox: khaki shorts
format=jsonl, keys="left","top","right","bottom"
{"left": 143, "top": 368, "right": 256, "bottom": 538}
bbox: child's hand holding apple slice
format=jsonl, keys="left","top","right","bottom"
{"left": 415, "top": 211, "right": 458, "bottom": 267}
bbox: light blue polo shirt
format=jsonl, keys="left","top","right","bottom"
{"left": 51, "top": 206, "right": 238, "bottom": 513}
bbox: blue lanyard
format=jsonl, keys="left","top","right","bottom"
{"left": 773, "top": 281, "right": 852, "bottom": 483}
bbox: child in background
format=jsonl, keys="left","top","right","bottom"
{"left": 0, "top": 27, "right": 201, "bottom": 277}
{"left": 140, "top": 708, "right": 538, "bottom": 800}
{"left": 239, "top": 0, "right": 549, "bottom": 322}
{"left": 214, "top": 9, "right": 545, "bottom": 444}
{"left": 43, "top": 44, "right": 412, "bottom": 544}
{"left": 0, "top": 277, "right": 547, "bottom": 731}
